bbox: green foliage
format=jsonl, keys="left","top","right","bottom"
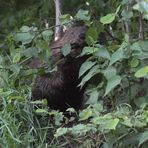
{"left": 100, "top": 5, "right": 121, "bottom": 25}
{"left": 59, "top": 14, "right": 71, "bottom": 25}
{"left": 76, "top": 9, "right": 91, "bottom": 21}
{"left": 79, "top": 61, "right": 96, "bottom": 77}
{"left": 61, "top": 43, "right": 71, "bottom": 56}
{"left": 135, "top": 66, "right": 148, "bottom": 78}
{"left": 100, "top": 13, "right": 116, "bottom": 25}
{"left": 133, "top": 0, "right": 148, "bottom": 19}
{"left": 0, "top": 0, "right": 148, "bottom": 147}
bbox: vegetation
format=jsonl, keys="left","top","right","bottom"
{"left": 0, "top": 0, "right": 148, "bottom": 147}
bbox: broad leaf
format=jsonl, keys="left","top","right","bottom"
{"left": 103, "top": 66, "right": 117, "bottom": 80}
{"left": 121, "top": 10, "right": 133, "bottom": 20}
{"left": 92, "top": 115, "right": 119, "bottom": 130}
{"left": 20, "top": 26, "right": 30, "bottom": 32}
{"left": 23, "top": 47, "right": 39, "bottom": 58}
{"left": 100, "top": 13, "right": 116, "bottom": 25}
{"left": 79, "top": 65, "right": 100, "bottom": 88}
{"left": 79, "top": 108, "right": 93, "bottom": 121}
{"left": 122, "top": 118, "right": 133, "bottom": 127}
{"left": 134, "top": 97, "right": 148, "bottom": 108}
{"left": 95, "top": 46, "right": 110, "bottom": 59}
{"left": 61, "top": 43, "right": 71, "bottom": 56}
{"left": 86, "top": 27, "right": 98, "bottom": 45}
{"left": 109, "top": 47, "right": 125, "bottom": 66}
{"left": 135, "top": 66, "right": 148, "bottom": 78}
{"left": 54, "top": 128, "right": 68, "bottom": 138}
{"left": 13, "top": 53, "right": 21, "bottom": 63}
{"left": 71, "top": 124, "right": 93, "bottom": 136}
{"left": 133, "top": 1, "right": 148, "bottom": 13}
{"left": 106, "top": 118, "right": 119, "bottom": 130}
{"left": 86, "top": 90, "right": 99, "bottom": 105}
{"left": 130, "top": 58, "right": 139, "bottom": 68}
{"left": 59, "top": 14, "right": 71, "bottom": 25}
{"left": 138, "top": 131, "right": 148, "bottom": 147}
{"left": 41, "top": 30, "right": 53, "bottom": 42}
{"left": 15, "top": 26, "right": 36, "bottom": 44}
{"left": 80, "top": 47, "right": 99, "bottom": 56}
{"left": 76, "top": 9, "right": 90, "bottom": 21}
{"left": 79, "top": 61, "right": 96, "bottom": 77}
{"left": 105, "top": 75, "right": 122, "bottom": 95}
{"left": 133, "top": 1, "right": 148, "bottom": 20}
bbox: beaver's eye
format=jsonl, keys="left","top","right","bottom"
{"left": 79, "top": 33, "right": 86, "bottom": 40}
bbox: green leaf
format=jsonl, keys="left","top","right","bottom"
{"left": 20, "top": 26, "right": 30, "bottom": 32}
{"left": 135, "top": 66, "right": 148, "bottom": 78}
{"left": 100, "top": 13, "right": 116, "bottom": 25}
{"left": 54, "top": 127, "right": 68, "bottom": 138}
{"left": 107, "top": 118, "right": 119, "bottom": 130}
{"left": 86, "top": 27, "right": 98, "bottom": 45}
{"left": 144, "top": 13, "right": 148, "bottom": 20}
{"left": 121, "top": 0, "right": 130, "bottom": 5}
{"left": 138, "top": 131, "right": 148, "bottom": 147}
{"left": 15, "top": 32, "right": 33, "bottom": 44}
{"left": 92, "top": 115, "right": 119, "bottom": 130}
{"left": 122, "top": 118, "right": 133, "bottom": 127}
{"left": 115, "top": 5, "right": 121, "bottom": 14}
{"left": 79, "top": 108, "right": 93, "bottom": 121}
{"left": 0, "top": 90, "right": 13, "bottom": 97}
{"left": 121, "top": 10, "right": 133, "bottom": 20}
{"left": 15, "top": 26, "right": 37, "bottom": 44}
{"left": 76, "top": 9, "right": 90, "bottom": 21}
{"left": 59, "top": 14, "right": 71, "bottom": 25}
{"left": 53, "top": 112, "right": 64, "bottom": 126}
{"left": 133, "top": 1, "right": 148, "bottom": 13}
{"left": 41, "top": 30, "right": 53, "bottom": 41}
{"left": 35, "top": 109, "right": 48, "bottom": 114}
{"left": 13, "top": 53, "right": 21, "bottom": 63}
{"left": 66, "top": 108, "right": 76, "bottom": 113}
{"left": 105, "top": 75, "right": 122, "bottom": 95}
{"left": 10, "top": 64, "right": 20, "bottom": 75}
{"left": 31, "top": 99, "right": 47, "bottom": 105}
{"left": 103, "top": 66, "right": 117, "bottom": 80}
{"left": 79, "top": 61, "right": 96, "bottom": 77}
{"left": 61, "top": 43, "right": 71, "bottom": 56}
{"left": 130, "top": 58, "right": 139, "bottom": 68}
{"left": 134, "top": 97, "right": 148, "bottom": 108}
{"left": 71, "top": 124, "right": 92, "bottom": 136}
{"left": 80, "top": 47, "right": 99, "bottom": 56}
{"left": 79, "top": 65, "right": 100, "bottom": 88}
{"left": 23, "top": 47, "right": 39, "bottom": 58}
{"left": 86, "top": 90, "right": 99, "bottom": 105}
{"left": 95, "top": 45, "right": 110, "bottom": 59}
{"left": 131, "top": 41, "right": 148, "bottom": 59}
{"left": 109, "top": 48, "right": 125, "bottom": 66}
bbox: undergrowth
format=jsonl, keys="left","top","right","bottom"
{"left": 0, "top": 0, "right": 148, "bottom": 147}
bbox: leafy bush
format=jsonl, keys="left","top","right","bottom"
{"left": 0, "top": 0, "right": 148, "bottom": 147}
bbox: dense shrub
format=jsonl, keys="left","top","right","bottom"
{"left": 0, "top": 0, "right": 148, "bottom": 147}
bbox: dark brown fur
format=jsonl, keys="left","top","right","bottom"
{"left": 32, "top": 26, "right": 88, "bottom": 111}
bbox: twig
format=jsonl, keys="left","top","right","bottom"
{"left": 124, "top": 5, "right": 130, "bottom": 36}
{"left": 139, "top": 13, "right": 144, "bottom": 39}
{"left": 54, "top": 0, "right": 63, "bottom": 41}
{"left": 105, "top": 28, "right": 121, "bottom": 43}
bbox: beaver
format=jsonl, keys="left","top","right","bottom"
{"left": 31, "top": 26, "right": 88, "bottom": 111}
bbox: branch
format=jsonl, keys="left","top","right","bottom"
{"left": 124, "top": 5, "right": 130, "bottom": 36}
{"left": 139, "top": 13, "right": 144, "bottom": 40}
{"left": 54, "top": 0, "right": 63, "bottom": 41}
